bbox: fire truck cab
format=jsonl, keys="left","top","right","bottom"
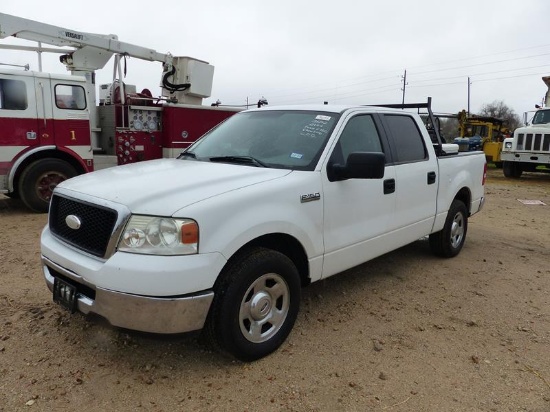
{"left": 1, "top": 69, "right": 92, "bottom": 210}
{"left": 1, "top": 13, "right": 241, "bottom": 212}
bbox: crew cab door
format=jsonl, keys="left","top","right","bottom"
{"left": 380, "top": 113, "right": 437, "bottom": 241}
{"left": 0, "top": 73, "right": 41, "bottom": 150}
{"left": 0, "top": 73, "right": 42, "bottom": 190}
{"left": 321, "top": 112, "right": 396, "bottom": 278}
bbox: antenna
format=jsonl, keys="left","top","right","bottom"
{"left": 467, "top": 77, "right": 472, "bottom": 115}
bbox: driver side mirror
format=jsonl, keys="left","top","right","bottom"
{"left": 327, "top": 152, "right": 386, "bottom": 182}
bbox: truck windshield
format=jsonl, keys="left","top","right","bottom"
{"left": 532, "top": 109, "right": 550, "bottom": 125}
{"left": 181, "top": 110, "right": 340, "bottom": 170}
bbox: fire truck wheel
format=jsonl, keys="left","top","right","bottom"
{"left": 19, "top": 159, "right": 77, "bottom": 213}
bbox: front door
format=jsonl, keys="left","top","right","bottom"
{"left": 321, "top": 112, "right": 396, "bottom": 278}
{"left": 50, "top": 80, "right": 90, "bottom": 150}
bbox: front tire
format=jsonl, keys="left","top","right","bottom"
{"left": 429, "top": 199, "right": 468, "bottom": 258}
{"left": 204, "top": 247, "right": 301, "bottom": 361}
{"left": 503, "top": 161, "right": 522, "bottom": 178}
{"left": 18, "top": 159, "right": 77, "bottom": 213}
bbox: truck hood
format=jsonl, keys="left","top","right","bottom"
{"left": 57, "top": 159, "right": 292, "bottom": 215}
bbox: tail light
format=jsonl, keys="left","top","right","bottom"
{"left": 482, "top": 162, "right": 487, "bottom": 185}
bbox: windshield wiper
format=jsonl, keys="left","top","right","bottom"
{"left": 208, "top": 156, "right": 267, "bottom": 168}
{"left": 179, "top": 151, "right": 196, "bottom": 159}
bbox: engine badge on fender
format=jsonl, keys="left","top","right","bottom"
{"left": 300, "top": 193, "right": 320, "bottom": 203}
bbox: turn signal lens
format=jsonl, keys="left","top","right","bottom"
{"left": 181, "top": 221, "right": 199, "bottom": 245}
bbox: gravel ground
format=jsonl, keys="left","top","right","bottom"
{"left": 1, "top": 168, "right": 549, "bottom": 411}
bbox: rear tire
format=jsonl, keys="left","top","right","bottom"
{"left": 18, "top": 159, "right": 77, "bottom": 213}
{"left": 429, "top": 199, "right": 468, "bottom": 258}
{"left": 503, "top": 161, "right": 522, "bottom": 178}
{"left": 204, "top": 247, "right": 301, "bottom": 361}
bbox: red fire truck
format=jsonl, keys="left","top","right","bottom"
{"left": 0, "top": 13, "right": 241, "bottom": 212}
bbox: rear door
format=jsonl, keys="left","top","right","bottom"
{"left": 380, "top": 113, "right": 438, "bottom": 241}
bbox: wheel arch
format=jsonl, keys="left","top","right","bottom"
{"left": 454, "top": 187, "right": 472, "bottom": 215}
{"left": 218, "top": 233, "right": 311, "bottom": 289}
{"left": 9, "top": 147, "right": 87, "bottom": 194}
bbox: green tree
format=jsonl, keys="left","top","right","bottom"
{"left": 478, "top": 100, "right": 521, "bottom": 131}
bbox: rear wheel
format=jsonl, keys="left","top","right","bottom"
{"left": 503, "top": 161, "right": 522, "bottom": 178}
{"left": 204, "top": 247, "right": 301, "bottom": 361}
{"left": 18, "top": 159, "right": 77, "bottom": 213}
{"left": 429, "top": 199, "right": 468, "bottom": 258}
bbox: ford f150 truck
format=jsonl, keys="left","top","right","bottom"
{"left": 41, "top": 99, "right": 486, "bottom": 361}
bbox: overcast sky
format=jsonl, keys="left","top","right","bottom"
{"left": 1, "top": 0, "right": 549, "bottom": 117}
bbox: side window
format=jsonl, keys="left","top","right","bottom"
{"left": 384, "top": 115, "right": 427, "bottom": 163}
{"left": 55, "top": 84, "right": 86, "bottom": 110}
{"left": 0, "top": 79, "right": 28, "bottom": 110}
{"left": 331, "top": 115, "right": 383, "bottom": 164}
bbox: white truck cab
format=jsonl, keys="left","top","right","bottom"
{"left": 501, "top": 75, "right": 550, "bottom": 178}
{"left": 501, "top": 108, "right": 550, "bottom": 178}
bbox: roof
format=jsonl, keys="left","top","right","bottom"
{"left": 244, "top": 103, "right": 414, "bottom": 115}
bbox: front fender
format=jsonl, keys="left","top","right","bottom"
{"left": 175, "top": 172, "right": 325, "bottom": 277}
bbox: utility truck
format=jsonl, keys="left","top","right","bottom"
{"left": 454, "top": 110, "right": 508, "bottom": 167}
{"left": 501, "top": 76, "right": 550, "bottom": 178}
{"left": 41, "top": 99, "right": 486, "bottom": 361}
{"left": 0, "top": 13, "right": 240, "bottom": 212}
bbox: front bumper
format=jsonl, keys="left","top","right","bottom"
{"left": 43, "top": 256, "right": 214, "bottom": 334}
{"left": 501, "top": 151, "right": 550, "bottom": 163}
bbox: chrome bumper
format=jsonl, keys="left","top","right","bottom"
{"left": 42, "top": 256, "right": 214, "bottom": 334}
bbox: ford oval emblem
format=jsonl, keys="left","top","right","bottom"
{"left": 65, "top": 215, "right": 82, "bottom": 230}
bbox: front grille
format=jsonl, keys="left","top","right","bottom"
{"left": 516, "top": 133, "right": 550, "bottom": 152}
{"left": 49, "top": 195, "right": 118, "bottom": 258}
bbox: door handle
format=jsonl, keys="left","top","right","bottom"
{"left": 383, "top": 179, "right": 395, "bottom": 194}
{"left": 427, "top": 171, "right": 436, "bottom": 184}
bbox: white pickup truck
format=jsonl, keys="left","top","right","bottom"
{"left": 41, "top": 100, "right": 486, "bottom": 361}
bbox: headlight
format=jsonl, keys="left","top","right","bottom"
{"left": 118, "top": 215, "right": 198, "bottom": 255}
{"left": 505, "top": 142, "right": 512, "bottom": 149}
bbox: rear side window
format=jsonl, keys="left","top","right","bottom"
{"left": 384, "top": 115, "right": 427, "bottom": 162}
{"left": 0, "top": 79, "right": 28, "bottom": 110}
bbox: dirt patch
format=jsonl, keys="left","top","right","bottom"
{"left": 1, "top": 168, "right": 549, "bottom": 411}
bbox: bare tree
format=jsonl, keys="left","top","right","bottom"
{"left": 479, "top": 100, "right": 521, "bottom": 131}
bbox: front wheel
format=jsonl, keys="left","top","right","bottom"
{"left": 503, "top": 161, "right": 522, "bottom": 178}
{"left": 18, "top": 159, "right": 77, "bottom": 213}
{"left": 204, "top": 247, "right": 301, "bottom": 361}
{"left": 429, "top": 199, "right": 468, "bottom": 258}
